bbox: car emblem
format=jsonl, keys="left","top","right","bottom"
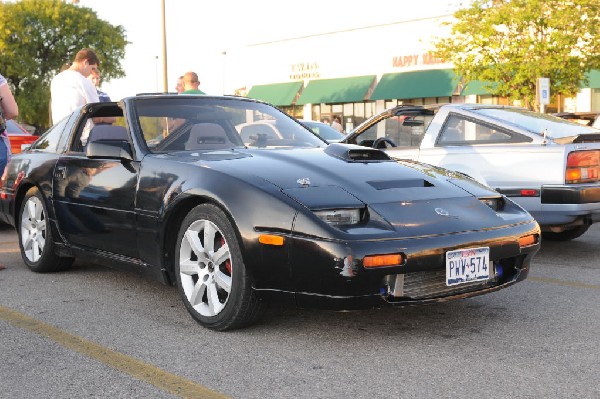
{"left": 297, "top": 177, "right": 311, "bottom": 187}
{"left": 435, "top": 207, "right": 450, "bottom": 216}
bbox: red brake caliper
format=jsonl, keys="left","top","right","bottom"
{"left": 221, "top": 237, "right": 232, "bottom": 274}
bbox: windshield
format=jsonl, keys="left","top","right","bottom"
{"left": 473, "top": 107, "right": 600, "bottom": 139}
{"left": 132, "top": 96, "right": 326, "bottom": 152}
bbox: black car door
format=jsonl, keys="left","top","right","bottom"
{"left": 52, "top": 122, "right": 139, "bottom": 258}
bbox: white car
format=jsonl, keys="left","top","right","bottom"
{"left": 343, "top": 103, "right": 600, "bottom": 241}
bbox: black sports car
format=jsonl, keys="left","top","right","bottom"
{"left": 0, "top": 95, "right": 540, "bottom": 330}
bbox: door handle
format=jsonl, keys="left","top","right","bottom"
{"left": 56, "top": 166, "right": 67, "bottom": 179}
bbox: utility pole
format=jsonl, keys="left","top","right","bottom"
{"left": 161, "top": 0, "right": 168, "bottom": 92}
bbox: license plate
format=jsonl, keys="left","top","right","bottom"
{"left": 446, "top": 247, "right": 491, "bottom": 286}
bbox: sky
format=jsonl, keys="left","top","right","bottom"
{"left": 75, "top": 0, "right": 465, "bottom": 100}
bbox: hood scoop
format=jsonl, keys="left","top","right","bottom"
{"left": 324, "top": 143, "right": 392, "bottom": 162}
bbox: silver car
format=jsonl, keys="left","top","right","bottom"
{"left": 343, "top": 103, "right": 600, "bottom": 241}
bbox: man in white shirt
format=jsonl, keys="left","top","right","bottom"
{"left": 51, "top": 48, "right": 116, "bottom": 145}
{"left": 50, "top": 48, "right": 100, "bottom": 125}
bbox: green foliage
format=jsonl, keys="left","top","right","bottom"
{"left": 0, "top": 0, "right": 128, "bottom": 129}
{"left": 434, "top": 0, "right": 600, "bottom": 109}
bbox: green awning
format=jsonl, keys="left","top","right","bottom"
{"left": 370, "top": 69, "right": 459, "bottom": 100}
{"left": 296, "top": 75, "right": 376, "bottom": 105}
{"left": 461, "top": 80, "right": 499, "bottom": 96}
{"left": 583, "top": 70, "right": 600, "bottom": 89}
{"left": 247, "top": 81, "right": 303, "bottom": 106}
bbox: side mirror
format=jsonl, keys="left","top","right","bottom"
{"left": 86, "top": 139, "right": 133, "bottom": 161}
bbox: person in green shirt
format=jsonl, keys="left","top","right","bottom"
{"left": 181, "top": 71, "right": 205, "bottom": 94}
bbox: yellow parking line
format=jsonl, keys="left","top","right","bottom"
{"left": 0, "top": 248, "right": 19, "bottom": 254}
{"left": 0, "top": 306, "right": 229, "bottom": 399}
{"left": 529, "top": 276, "right": 600, "bottom": 290}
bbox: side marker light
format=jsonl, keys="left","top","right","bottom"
{"left": 258, "top": 234, "right": 285, "bottom": 246}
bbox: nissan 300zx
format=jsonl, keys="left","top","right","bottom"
{"left": 0, "top": 95, "right": 540, "bottom": 330}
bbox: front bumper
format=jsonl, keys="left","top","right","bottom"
{"left": 284, "top": 220, "right": 540, "bottom": 310}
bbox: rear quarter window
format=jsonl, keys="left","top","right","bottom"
{"left": 437, "top": 114, "right": 532, "bottom": 146}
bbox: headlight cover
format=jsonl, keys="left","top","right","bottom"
{"left": 479, "top": 196, "right": 505, "bottom": 211}
{"left": 314, "top": 208, "right": 361, "bottom": 225}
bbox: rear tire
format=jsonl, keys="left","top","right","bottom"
{"left": 542, "top": 224, "right": 590, "bottom": 241}
{"left": 175, "top": 204, "right": 266, "bottom": 331}
{"left": 19, "top": 187, "right": 74, "bottom": 272}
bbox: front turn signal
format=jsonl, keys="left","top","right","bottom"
{"left": 363, "top": 253, "right": 405, "bottom": 268}
{"left": 518, "top": 234, "right": 538, "bottom": 248}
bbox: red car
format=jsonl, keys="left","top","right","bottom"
{"left": 5, "top": 120, "right": 37, "bottom": 154}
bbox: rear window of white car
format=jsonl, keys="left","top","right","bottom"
{"left": 473, "top": 108, "right": 599, "bottom": 138}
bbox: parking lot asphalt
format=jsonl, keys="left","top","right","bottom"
{"left": 1, "top": 223, "right": 599, "bottom": 398}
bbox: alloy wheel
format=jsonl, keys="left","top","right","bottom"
{"left": 20, "top": 196, "right": 47, "bottom": 263}
{"left": 178, "top": 219, "right": 233, "bottom": 317}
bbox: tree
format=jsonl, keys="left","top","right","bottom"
{"left": 0, "top": 0, "right": 127, "bottom": 129}
{"left": 434, "top": 0, "right": 600, "bottom": 110}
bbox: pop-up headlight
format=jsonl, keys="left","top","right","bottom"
{"left": 479, "top": 197, "right": 505, "bottom": 211}
{"left": 314, "top": 209, "right": 361, "bottom": 225}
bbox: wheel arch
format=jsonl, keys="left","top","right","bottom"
{"left": 160, "top": 194, "right": 246, "bottom": 285}
{"left": 13, "top": 182, "right": 44, "bottom": 227}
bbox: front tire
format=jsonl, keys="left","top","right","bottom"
{"left": 175, "top": 204, "right": 265, "bottom": 330}
{"left": 19, "top": 187, "right": 74, "bottom": 272}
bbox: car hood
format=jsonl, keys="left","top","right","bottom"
{"left": 181, "top": 144, "right": 526, "bottom": 234}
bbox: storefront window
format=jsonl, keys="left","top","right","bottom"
{"left": 424, "top": 97, "right": 451, "bottom": 105}
{"left": 365, "top": 102, "right": 375, "bottom": 118}
{"left": 281, "top": 106, "right": 303, "bottom": 118}
{"left": 343, "top": 103, "right": 353, "bottom": 117}
{"left": 354, "top": 103, "right": 365, "bottom": 118}
{"left": 479, "top": 96, "right": 495, "bottom": 105}
{"left": 311, "top": 104, "right": 321, "bottom": 121}
{"left": 308, "top": 101, "right": 377, "bottom": 128}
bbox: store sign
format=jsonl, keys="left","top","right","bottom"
{"left": 392, "top": 52, "right": 445, "bottom": 68}
{"left": 290, "top": 62, "right": 320, "bottom": 80}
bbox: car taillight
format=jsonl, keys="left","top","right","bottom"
{"left": 566, "top": 150, "right": 600, "bottom": 184}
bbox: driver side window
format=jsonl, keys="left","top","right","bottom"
{"left": 357, "top": 117, "right": 424, "bottom": 148}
